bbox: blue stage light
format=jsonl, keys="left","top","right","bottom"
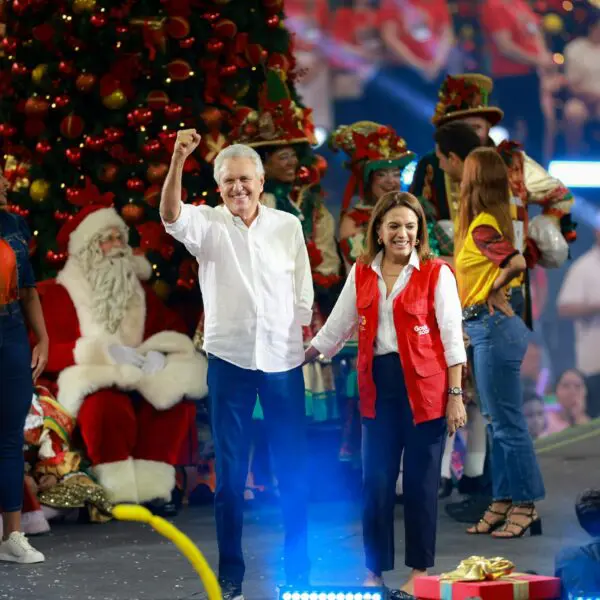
{"left": 548, "top": 161, "right": 600, "bottom": 188}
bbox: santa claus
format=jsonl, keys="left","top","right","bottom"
{"left": 36, "top": 204, "right": 207, "bottom": 507}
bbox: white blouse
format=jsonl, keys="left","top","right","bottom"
{"left": 311, "top": 250, "right": 467, "bottom": 367}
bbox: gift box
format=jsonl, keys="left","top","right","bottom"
{"left": 414, "top": 557, "right": 561, "bottom": 600}
{"left": 415, "top": 573, "right": 561, "bottom": 600}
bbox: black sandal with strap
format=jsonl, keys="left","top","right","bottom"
{"left": 466, "top": 501, "right": 511, "bottom": 535}
{"left": 492, "top": 504, "right": 542, "bottom": 538}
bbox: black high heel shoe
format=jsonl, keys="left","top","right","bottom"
{"left": 439, "top": 477, "right": 453, "bottom": 499}
{"left": 491, "top": 504, "right": 542, "bottom": 538}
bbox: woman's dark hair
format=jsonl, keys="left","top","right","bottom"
{"left": 434, "top": 121, "right": 482, "bottom": 161}
{"left": 554, "top": 368, "right": 588, "bottom": 393}
{"left": 575, "top": 489, "right": 600, "bottom": 537}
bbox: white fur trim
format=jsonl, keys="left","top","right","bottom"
{"left": 138, "top": 351, "right": 208, "bottom": 410}
{"left": 69, "top": 208, "right": 128, "bottom": 256}
{"left": 57, "top": 259, "right": 146, "bottom": 348}
{"left": 93, "top": 458, "right": 139, "bottom": 504}
{"left": 137, "top": 331, "right": 196, "bottom": 356}
{"left": 73, "top": 335, "right": 120, "bottom": 366}
{"left": 134, "top": 460, "right": 175, "bottom": 504}
{"left": 132, "top": 254, "right": 153, "bottom": 281}
{"left": 57, "top": 364, "right": 142, "bottom": 418}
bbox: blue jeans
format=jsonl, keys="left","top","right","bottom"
{"left": 0, "top": 303, "right": 33, "bottom": 512}
{"left": 207, "top": 356, "right": 309, "bottom": 585}
{"left": 464, "top": 310, "right": 545, "bottom": 504}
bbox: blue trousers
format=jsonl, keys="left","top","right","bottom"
{"left": 207, "top": 356, "right": 310, "bottom": 585}
{"left": 465, "top": 310, "right": 545, "bottom": 504}
{"left": 0, "top": 304, "right": 33, "bottom": 513}
{"left": 362, "top": 354, "right": 446, "bottom": 573}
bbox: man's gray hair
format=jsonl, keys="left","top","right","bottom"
{"left": 213, "top": 144, "right": 264, "bottom": 185}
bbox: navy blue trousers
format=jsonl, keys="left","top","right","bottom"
{"left": 207, "top": 355, "right": 310, "bottom": 585}
{"left": 0, "top": 304, "right": 33, "bottom": 513}
{"left": 362, "top": 354, "right": 446, "bottom": 573}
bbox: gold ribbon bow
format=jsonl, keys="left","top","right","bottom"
{"left": 440, "top": 556, "right": 516, "bottom": 581}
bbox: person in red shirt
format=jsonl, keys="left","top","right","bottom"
{"left": 479, "top": 0, "right": 554, "bottom": 161}
{"left": 305, "top": 192, "right": 466, "bottom": 594}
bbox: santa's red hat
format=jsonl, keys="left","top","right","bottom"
{"left": 57, "top": 205, "right": 128, "bottom": 256}
{"left": 57, "top": 205, "right": 152, "bottom": 280}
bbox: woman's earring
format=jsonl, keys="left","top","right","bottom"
{"left": 377, "top": 238, "right": 382, "bottom": 245}
{"left": 414, "top": 239, "right": 420, "bottom": 246}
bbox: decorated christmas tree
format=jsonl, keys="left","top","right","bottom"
{"left": 0, "top": 0, "right": 318, "bottom": 301}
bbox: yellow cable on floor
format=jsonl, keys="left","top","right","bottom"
{"left": 112, "top": 504, "right": 222, "bottom": 600}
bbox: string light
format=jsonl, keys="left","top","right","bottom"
{"left": 553, "top": 53, "right": 565, "bottom": 65}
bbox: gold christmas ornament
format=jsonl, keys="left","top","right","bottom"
{"left": 30, "top": 179, "right": 51, "bottom": 202}
{"left": 72, "top": 0, "right": 96, "bottom": 13}
{"left": 152, "top": 279, "right": 171, "bottom": 301}
{"left": 102, "top": 89, "right": 127, "bottom": 110}
{"left": 31, "top": 64, "right": 48, "bottom": 85}
{"left": 543, "top": 13, "right": 563, "bottom": 34}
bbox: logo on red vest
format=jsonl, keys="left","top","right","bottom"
{"left": 359, "top": 315, "right": 367, "bottom": 331}
{"left": 414, "top": 324, "right": 430, "bottom": 336}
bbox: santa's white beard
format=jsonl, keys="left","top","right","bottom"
{"left": 78, "top": 244, "right": 140, "bottom": 334}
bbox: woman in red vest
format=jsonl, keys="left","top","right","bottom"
{"left": 454, "top": 148, "right": 545, "bottom": 538}
{"left": 305, "top": 192, "right": 466, "bottom": 594}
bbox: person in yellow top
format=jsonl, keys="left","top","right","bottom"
{"left": 455, "top": 147, "right": 545, "bottom": 539}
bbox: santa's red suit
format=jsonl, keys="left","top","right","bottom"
{"left": 37, "top": 205, "right": 207, "bottom": 505}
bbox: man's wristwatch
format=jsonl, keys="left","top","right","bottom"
{"left": 448, "top": 387, "right": 463, "bottom": 397}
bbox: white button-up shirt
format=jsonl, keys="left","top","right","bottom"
{"left": 163, "top": 202, "right": 314, "bottom": 372}
{"left": 312, "top": 250, "right": 466, "bottom": 367}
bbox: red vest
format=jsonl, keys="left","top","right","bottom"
{"left": 355, "top": 258, "right": 449, "bottom": 424}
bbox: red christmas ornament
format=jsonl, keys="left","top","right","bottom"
{"left": 167, "top": 59, "right": 191, "bottom": 81}
{"left": 245, "top": 43, "right": 265, "bottom": 66}
{"left": 147, "top": 163, "right": 169, "bottom": 184}
{"left": 126, "top": 177, "right": 145, "bottom": 192}
{"left": 2, "top": 37, "right": 17, "bottom": 54}
{"left": 65, "top": 187, "right": 81, "bottom": 204}
{"left": 60, "top": 115, "right": 85, "bottom": 138}
{"left": 262, "top": 0, "right": 283, "bottom": 15}
{"left": 220, "top": 64, "right": 238, "bottom": 77}
{"left": 130, "top": 108, "right": 153, "bottom": 126}
{"left": 54, "top": 210, "right": 71, "bottom": 223}
{"left": 90, "top": 13, "right": 107, "bottom": 27}
{"left": 203, "top": 12, "right": 221, "bottom": 23}
{"left": 200, "top": 106, "right": 222, "bottom": 129}
{"left": 121, "top": 203, "right": 144, "bottom": 224}
{"left": 84, "top": 135, "right": 105, "bottom": 151}
{"left": 75, "top": 73, "right": 96, "bottom": 93}
{"left": 54, "top": 95, "right": 71, "bottom": 109}
{"left": 65, "top": 147, "right": 82, "bottom": 165}
{"left": 11, "top": 63, "right": 28, "bottom": 77}
{"left": 142, "top": 140, "right": 161, "bottom": 157}
{"left": 147, "top": 90, "right": 169, "bottom": 110}
{"left": 266, "top": 14, "right": 280, "bottom": 28}
{"left": 213, "top": 18, "right": 237, "bottom": 39}
{"left": 104, "top": 127, "right": 124, "bottom": 143}
{"left": 207, "top": 38, "right": 225, "bottom": 54}
{"left": 58, "top": 61, "right": 75, "bottom": 77}
{"left": 166, "top": 16, "right": 190, "bottom": 39}
{"left": 98, "top": 163, "right": 119, "bottom": 183}
{"left": 36, "top": 140, "right": 52, "bottom": 155}
{"left": 143, "top": 184, "right": 162, "bottom": 208}
{"left": 11, "top": 0, "right": 28, "bottom": 16}
{"left": 180, "top": 37, "right": 195, "bottom": 49}
{"left": 0, "top": 124, "right": 17, "bottom": 137}
{"left": 115, "top": 25, "right": 128, "bottom": 35}
{"left": 164, "top": 103, "right": 183, "bottom": 120}
{"left": 25, "top": 98, "right": 49, "bottom": 117}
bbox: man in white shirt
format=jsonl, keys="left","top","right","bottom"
{"left": 557, "top": 227, "right": 600, "bottom": 418}
{"left": 161, "top": 130, "right": 313, "bottom": 600}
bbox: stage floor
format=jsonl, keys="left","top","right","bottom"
{"left": 2, "top": 423, "right": 598, "bottom": 600}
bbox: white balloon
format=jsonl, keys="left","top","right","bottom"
{"left": 528, "top": 214, "right": 569, "bottom": 269}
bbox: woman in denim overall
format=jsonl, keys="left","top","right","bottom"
{"left": 0, "top": 179, "right": 49, "bottom": 563}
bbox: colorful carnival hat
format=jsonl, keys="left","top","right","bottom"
{"left": 432, "top": 73, "right": 504, "bottom": 127}
{"left": 229, "top": 69, "right": 316, "bottom": 148}
{"left": 329, "top": 121, "right": 415, "bottom": 213}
